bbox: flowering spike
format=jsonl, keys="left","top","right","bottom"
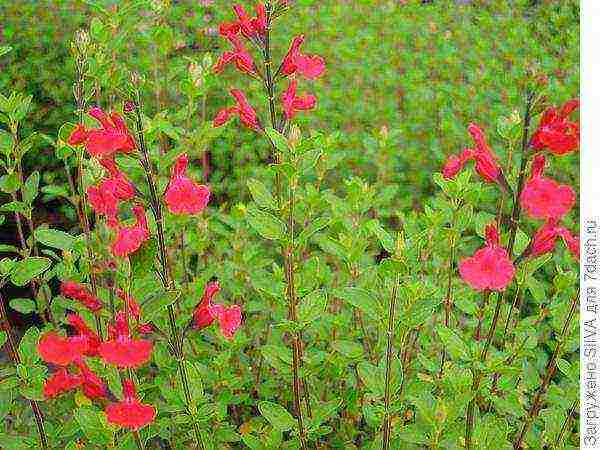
{"left": 282, "top": 79, "right": 317, "bottom": 120}
{"left": 164, "top": 154, "right": 211, "bottom": 215}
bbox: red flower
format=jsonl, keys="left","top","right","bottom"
{"left": 213, "top": 89, "right": 260, "bottom": 130}
{"left": 164, "top": 154, "right": 211, "bottom": 215}
{"left": 67, "top": 124, "right": 89, "bottom": 146}
{"left": 99, "top": 311, "right": 153, "bottom": 368}
{"left": 530, "top": 99, "right": 579, "bottom": 155}
{"left": 280, "top": 35, "right": 325, "bottom": 79}
{"left": 520, "top": 154, "right": 576, "bottom": 220}
{"left": 282, "top": 79, "right": 316, "bottom": 120}
{"left": 214, "top": 35, "right": 257, "bottom": 76}
{"left": 67, "top": 314, "right": 101, "bottom": 357}
{"left": 192, "top": 281, "right": 242, "bottom": 339}
{"left": 99, "top": 159, "right": 136, "bottom": 200}
{"left": 72, "top": 108, "right": 136, "bottom": 159}
{"left": 442, "top": 124, "right": 509, "bottom": 190}
{"left": 38, "top": 331, "right": 87, "bottom": 366}
{"left": 117, "top": 289, "right": 141, "bottom": 321}
{"left": 74, "top": 359, "right": 109, "bottom": 400}
{"left": 111, "top": 205, "right": 150, "bottom": 258}
{"left": 521, "top": 219, "right": 579, "bottom": 261}
{"left": 210, "top": 304, "right": 242, "bottom": 340}
{"left": 44, "top": 368, "right": 82, "bottom": 399}
{"left": 105, "top": 379, "right": 156, "bottom": 430}
{"left": 192, "top": 280, "right": 221, "bottom": 329}
{"left": 61, "top": 281, "right": 103, "bottom": 312}
{"left": 231, "top": 4, "right": 266, "bottom": 38}
{"left": 459, "top": 223, "right": 515, "bottom": 291}
{"left": 562, "top": 231, "right": 580, "bottom": 260}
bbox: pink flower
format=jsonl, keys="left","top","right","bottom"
{"left": 60, "top": 281, "right": 103, "bottom": 312}
{"left": 282, "top": 79, "right": 316, "bottom": 120}
{"left": 74, "top": 359, "right": 109, "bottom": 400}
{"left": 193, "top": 281, "right": 221, "bottom": 329}
{"left": 520, "top": 154, "right": 576, "bottom": 220}
{"left": 521, "top": 219, "right": 579, "bottom": 261}
{"left": 164, "top": 154, "right": 210, "bottom": 215}
{"left": 87, "top": 159, "right": 135, "bottom": 227}
{"left": 562, "top": 230, "right": 580, "bottom": 260}
{"left": 280, "top": 35, "right": 325, "bottom": 79}
{"left": 214, "top": 35, "right": 257, "bottom": 76}
{"left": 67, "top": 314, "right": 101, "bottom": 357}
{"left": 231, "top": 4, "right": 266, "bottom": 38}
{"left": 71, "top": 108, "right": 136, "bottom": 159}
{"left": 213, "top": 89, "right": 261, "bottom": 130}
{"left": 111, "top": 205, "right": 150, "bottom": 258}
{"left": 117, "top": 289, "right": 141, "bottom": 321}
{"left": 105, "top": 379, "right": 156, "bottom": 430}
{"left": 530, "top": 99, "right": 579, "bottom": 155}
{"left": 459, "top": 223, "right": 515, "bottom": 291}
{"left": 99, "top": 311, "right": 153, "bottom": 369}
{"left": 38, "top": 332, "right": 88, "bottom": 366}
{"left": 44, "top": 368, "right": 82, "bottom": 399}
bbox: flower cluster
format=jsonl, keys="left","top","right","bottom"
{"left": 530, "top": 99, "right": 579, "bottom": 155}
{"left": 212, "top": 3, "right": 325, "bottom": 130}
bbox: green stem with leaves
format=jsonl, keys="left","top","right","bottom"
{"left": 131, "top": 87, "right": 205, "bottom": 450}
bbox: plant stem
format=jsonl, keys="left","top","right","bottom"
{"left": 439, "top": 216, "right": 458, "bottom": 377}
{"left": 465, "top": 90, "right": 535, "bottom": 449}
{"left": 513, "top": 290, "right": 579, "bottom": 449}
{"left": 475, "top": 290, "right": 491, "bottom": 341}
{"left": 131, "top": 92, "right": 205, "bottom": 450}
{"left": 555, "top": 399, "right": 578, "bottom": 447}
{"left": 0, "top": 292, "right": 49, "bottom": 449}
{"left": 382, "top": 273, "right": 401, "bottom": 450}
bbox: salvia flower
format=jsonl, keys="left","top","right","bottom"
{"left": 99, "top": 311, "right": 153, "bottom": 368}
{"left": 192, "top": 281, "right": 242, "bottom": 339}
{"left": 530, "top": 99, "right": 580, "bottom": 155}
{"left": 111, "top": 205, "right": 150, "bottom": 258}
{"left": 105, "top": 379, "right": 156, "bottom": 430}
{"left": 521, "top": 219, "right": 580, "bottom": 261}
{"left": 442, "top": 124, "right": 509, "bottom": 191}
{"left": 60, "top": 281, "right": 103, "bottom": 312}
{"left": 282, "top": 79, "right": 316, "bottom": 120}
{"left": 67, "top": 314, "right": 101, "bottom": 357}
{"left": 44, "top": 368, "right": 82, "bottom": 399}
{"left": 164, "top": 154, "right": 211, "bottom": 215}
{"left": 68, "top": 108, "right": 136, "bottom": 159}
{"left": 213, "top": 35, "right": 257, "bottom": 76}
{"left": 280, "top": 35, "right": 325, "bottom": 79}
{"left": 459, "top": 223, "right": 515, "bottom": 291}
{"left": 38, "top": 331, "right": 88, "bottom": 366}
{"left": 213, "top": 89, "right": 260, "bottom": 130}
{"left": 74, "top": 359, "right": 109, "bottom": 400}
{"left": 520, "top": 154, "right": 576, "bottom": 220}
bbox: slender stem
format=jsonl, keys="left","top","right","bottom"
{"left": 382, "top": 273, "right": 401, "bottom": 450}
{"left": 131, "top": 92, "right": 205, "bottom": 450}
{"left": 475, "top": 290, "right": 491, "bottom": 341}
{"left": 439, "top": 220, "right": 458, "bottom": 377}
{"left": 513, "top": 290, "right": 579, "bottom": 449}
{"left": 555, "top": 400, "right": 578, "bottom": 447}
{"left": 0, "top": 292, "right": 49, "bottom": 449}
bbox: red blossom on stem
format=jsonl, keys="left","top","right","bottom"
{"left": 213, "top": 89, "right": 261, "bottom": 130}
{"left": 38, "top": 331, "right": 88, "bottom": 366}
{"left": 68, "top": 108, "right": 136, "bottom": 159}
{"left": 111, "top": 205, "right": 150, "bottom": 258}
{"left": 213, "top": 35, "right": 257, "bottom": 76}
{"left": 192, "top": 281, "right": 242, "bottom": 339}
{"left": 105, "top": 379, "right": 156, "bottom": 430}
{"left": 43, "top": 368, "right": 82, "bottom": 399}
{"left": 521, "top": 219, "right": 580, "bottom": 261}
{"left": 74, "top": 359, "right": 109, "bottom": 400}
{"left": 280, "top": 35, "right": 325, "bottom": 80}
{"left": 67, "top": 314, "right": 101, "bottom": 357}
{"left": 530, "top": 99, "right": 580, "bottom": 155}
{"left": 87, "top": 159, "right": 135, "bottom": 228}
{"left": 99, "top": 311, "right": 153, "bottom": 368}
{"left": 61, "top": 281, "right": 103, "bottom": 312}
{"left": 459, "top": 223, "right": 515, "bottom": 292}
{"left": 520, "top": 154, "right": 576, "bottom": 220}
{"left": 164, "top": 154, "right": 210, "bottom": 215}
{"left": 282, "top": 79, "right": 316, "bottom": 120}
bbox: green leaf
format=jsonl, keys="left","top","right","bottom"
{"left": 298, "top": 290, "right": 327, "bottom": 325}
{"left": 246, "top": 206, "right": 286, "bottom": 241}
{"left": 75, "top": 407, "right": 114, "bottom": 446}
{"left": 10, "top": 257, "right": 52, "bottom": 286}
{"left": 265, "top": 128, "right": 290, "bottom": 155}
{"left": 0, "top": 201, "right": 28, "bottom": 214}
{"left": 357, "top": 361, "right": 385, "bottom": 398}
{"left": 18, "top": 326, "right": 40, "bottom": 366}
{"left": 247, "top": 178, "right": 277, "bottom": 211}
{"left": 258, "top": 401, "right": 297, "bottom": 432}
{"left": 333, "top": 287, "right": 383, "bottom": 321}
{"left": 0, "top": 130, "right": 13, "bottom": 156}
{"left": 22, "top": 171, "right": 39, "bottom": 204}
{"left": 0, "top": 244, "right": 18, "bottom": 253}
{"left": 130, "top": 237, "right": 158, "bottom": 277}
{"left": 366, "top": 219, "right": 396, "bottom": 253}
{"left": 9, "top": 298, "right": 36, "bottom": 315}
{"left": 297, "top": 217, "right": 331, "bottom": 247}
{"left": 0, "top": 173, "right": 20, "bottom": 194}
{"left": 140, "top": 290, "right": 180, "bottom": 321}
{"left": 436, "top": 324, "right": 470, "bottom": 361}
{"left": 0, "top": 331, "right": 6, "bottom": 348}
{"left": 34, "top": 228, "right": 77, "bottom": 251}
{"left": 332, "top": 340, "right": 364, "bottom": 359}
{"left": 0, "top": 46, "right": 12, "bottom": 57}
